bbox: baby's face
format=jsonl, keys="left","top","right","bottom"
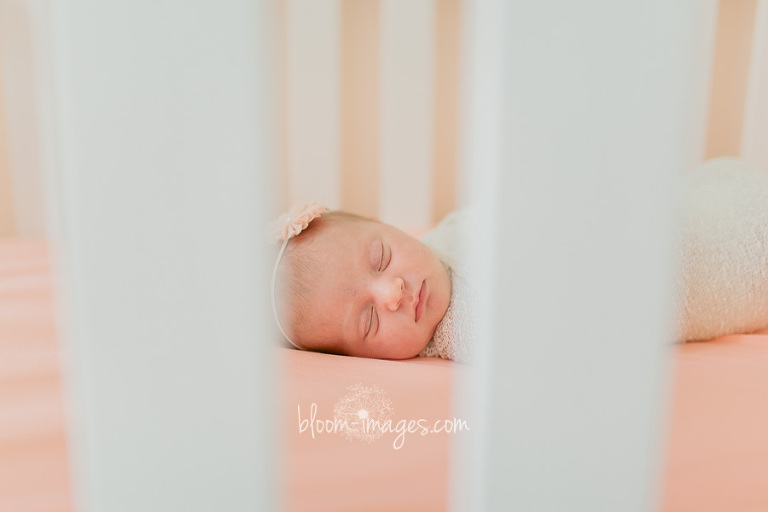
{"left": 293, "top": 219, "right": 451, "bottom": 359}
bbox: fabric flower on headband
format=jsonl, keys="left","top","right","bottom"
{"left": 270, "top": 201, "right": 327, "bottom": 243}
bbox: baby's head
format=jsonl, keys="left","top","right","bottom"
{"left": 271, "top": 203, "right": 451, "bottom": 359}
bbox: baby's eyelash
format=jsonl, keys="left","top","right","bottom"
{"left": 377, "top": 242, "right": 385, "bottom": 271}
{"left": 378, "top": 242, "right": 392, "bottom": 272}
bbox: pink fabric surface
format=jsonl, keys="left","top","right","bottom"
{"left": 661, "top": 330, "right": 768, "bottom": 512}
{"left": 280, "top": 348, "right": 459, "bottom": 512}
{"left": 1, "top": 238, "right": 767, "bottom": 511}
{"left": 0, "top": 238, "right": 72, "bottom": 512}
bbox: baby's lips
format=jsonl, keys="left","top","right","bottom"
{"left": 415, "top": 280, "right": 427, "bottom": 322}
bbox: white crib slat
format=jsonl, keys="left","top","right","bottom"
{"left": 450, "top": 0, "right": 505, "bottom": 509}
{"left": 456, "top": 1, "right": 707, "bottom": 510}
{"left": 743, "top": 0, "right": 768, "bottom": 172}
{"left": 379, "top": 0, "right": 435, "bottom": 230}
{"left": 46, "top": 1, "right": 276, "bottom": 510}
{"left": 286, "top": 0, "right": 341, "bottom": 210}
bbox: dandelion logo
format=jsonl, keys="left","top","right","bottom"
{"left": 333, "top": 383, "right": 394, "bottom": 442}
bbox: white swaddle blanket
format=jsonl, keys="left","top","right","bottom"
{"left": 418, "top": 211, "right": 479, "bottom": 363}
{"left": 417, "top": 158, "right": 768, "bottom": 361}
{"left": 676, "top": 157, "right": 768, "bottom": 341}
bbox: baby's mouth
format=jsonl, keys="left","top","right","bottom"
{"left": 415, "top": 280, "right": 427, "bottom": 322}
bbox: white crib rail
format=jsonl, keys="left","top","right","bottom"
{"left": 455, "top": 1, "right": 716, "bottom": 510}
{"left": 285, "top": 0, "right": 341, "bottom": 210}
{"left": 45, "top": 1, "right": 277, "bottom": 510}
{"left": 379, "top": 0, "right": 436, "bottom": 229}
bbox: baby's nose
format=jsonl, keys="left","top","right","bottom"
{"left": 374, "top": 276, "right": 404, "bottom": 312}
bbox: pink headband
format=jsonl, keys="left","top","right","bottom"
{"left": 269, "top": 201, "right": 327, "bottom": 348}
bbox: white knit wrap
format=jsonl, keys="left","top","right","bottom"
{"left": 676, "top": 157, "right": 768, "bottom": 341}
{"left": 418, "top": 211, "right": 479, "bottom": 363}
{"left": 418, "top": 158, "right": 768, "bottom": 361}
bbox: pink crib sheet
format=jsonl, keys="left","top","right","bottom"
{"left": 280, "top": 348, "right": 458, "bottom": 512}
{"left": 0, "top": 239, "right": 72, "bottom": 512}
{"left": 661, "top": 330, "right": 768, "bottom": 512}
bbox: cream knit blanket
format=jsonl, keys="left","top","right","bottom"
{"left": 418, "top": 211, "right": 479, "bottom": 363}
{"left": 676, "top": 157, "right": 768, "bottom": 341}
{"left": 418, "top": 158, "right": 768, "bottom": 361}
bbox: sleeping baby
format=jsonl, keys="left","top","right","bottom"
{"left": 270, "top": 202, "right": 477, "bottom": 362}
{"left": 271, "top": 157, "right": 768, "bottom": 362}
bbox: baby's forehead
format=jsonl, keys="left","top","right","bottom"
{"left": 312, "top": 218, "right": 386, "bottom": 273}
{"left": 318, "top": 217, "right": 381, "bottom": 245}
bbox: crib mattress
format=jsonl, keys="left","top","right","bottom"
{"left": 1, "top": 238, "right": 767, "bottom": 511}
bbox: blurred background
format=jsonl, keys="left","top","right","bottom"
{"left": 1, "top": 0, "right": 761, "bottom": 238}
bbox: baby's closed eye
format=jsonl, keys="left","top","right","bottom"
{"left": 378, "top": 240, "right": 392, "bottom": 272}
{"left": 370, "top": 239, "right": 385, "bottom": 271}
